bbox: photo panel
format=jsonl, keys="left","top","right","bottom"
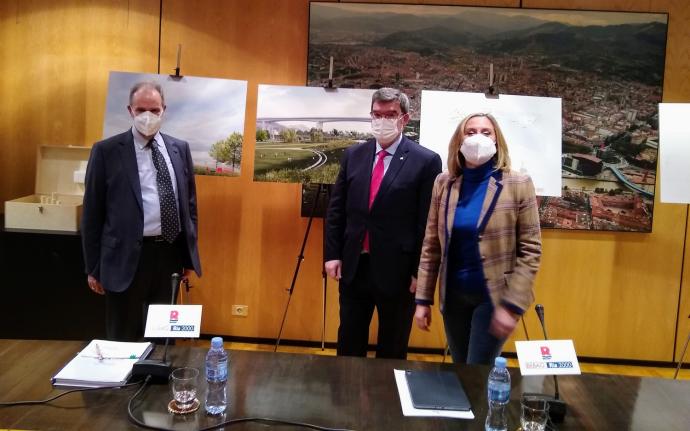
{"left": 308, "top": 2, "right": 667, "bottom": 231}
{"left": 254, "top": 84, "right": 375, "bottom": 184}
{"left": 103, "top": 71, "right": 248, "bottom": 177}
{"left": 420, "top": 90, "right": 562, "bottom": 197}
{"left": 658, "top": 103, "right": 690, "bottom": 204}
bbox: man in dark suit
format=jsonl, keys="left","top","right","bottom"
{"left": 324, "top": 87, "right": 442, "bottom": 359}
{"left": 82, "top": 81, "right": 202, "bottom": 341}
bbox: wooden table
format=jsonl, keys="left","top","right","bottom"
{"left": 1, "top": 339, "right": 689, "bottom": 430}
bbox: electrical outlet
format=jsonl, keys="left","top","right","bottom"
{"left": 232, "top": 305, "right": 248, "bottom": 317}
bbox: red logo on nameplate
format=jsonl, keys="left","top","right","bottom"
{"left": 170, "top": 310, "right": 179, "bottom": 323}
{"left": 540, "top": 346, "right": 552, "bottom": 360}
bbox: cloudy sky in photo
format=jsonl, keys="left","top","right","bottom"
{"left": 103, "top": 71, "right": 247, "bottom": 166}
{"left": 257, "top": 85, "right": 375, "bottom": 134}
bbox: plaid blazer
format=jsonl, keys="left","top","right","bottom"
{"left": 415, "top": 170, "right": 541, "bottom": 313}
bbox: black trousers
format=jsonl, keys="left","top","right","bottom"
{"left": 337, "top": 254, "right": 415, "bottom": 359}
{"left": 104, "top": 237, "right": 183, "bottom": 341}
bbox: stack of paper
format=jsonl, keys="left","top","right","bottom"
{"left": 52, "top": 339, "right": 154, "bottom": 388}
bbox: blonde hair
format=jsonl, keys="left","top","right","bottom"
{"left": 447, "top": 113, "right": 511, "bottom": 176}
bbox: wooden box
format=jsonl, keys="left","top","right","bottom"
{"left": 5, "top": 145, "right": 91, "bottom": 232}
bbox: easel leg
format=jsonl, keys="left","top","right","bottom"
{"left": 275, "top": 184, "right": 324, "bottom": 352}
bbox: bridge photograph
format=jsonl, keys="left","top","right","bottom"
{"left": 253, "top": 84, "right": 375, "bottom": 184}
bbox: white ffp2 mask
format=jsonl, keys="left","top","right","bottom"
{"left": 371, "top": 118, "right": 400, "bottom": 144}
{"left": 133, "top": 111, "right": 163, "bottom": 137}
{"left": 460, "top": 134, "right": 496, "bottom": 166}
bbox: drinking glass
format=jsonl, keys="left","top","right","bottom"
{"left": 170, "top": 367, "right": 199, "bottom": 411}
{"left": 520, "top": 396, "right": 549, "bottom": 431}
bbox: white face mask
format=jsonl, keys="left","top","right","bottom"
{"left": 460, "top": 133, "right": 496, "bottom": 166}
{"left": 133, "top": 111, "right": 163, "bottom": 137}
{"left": 371, "top": 118, "right": 401, "bottom": 144}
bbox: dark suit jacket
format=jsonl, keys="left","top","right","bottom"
{"left": 81, "top": 130, "right": 202, "bottom": 293}
{"left": 325, "top": 136, "right": 442, "bottom": 296}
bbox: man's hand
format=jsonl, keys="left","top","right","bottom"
{"left": 489, "top": 306, "right": 519, "bottom": 339}
{"left": 409, "top": 276, "right": 417, "bottom": 293}
{"left": 181, "top": 268, "right": 192, "bottom": 281}
{"left": 414, "top": 304, "right": 432, "bottom": 331}
{"left": 87, "top": 275, "right": 105, "bottom": 295}
{"left": 324, "top": 260, "right": 342, "bottom": 280}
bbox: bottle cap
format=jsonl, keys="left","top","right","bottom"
{"left": 494, "top": 356, "right": 507, "bottom": 368}
{"left": 211, "top": 337, "right": 224, "bottom": 348}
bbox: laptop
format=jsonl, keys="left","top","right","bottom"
{"left": 405, "top": 369, "right": 471, "bottom": 411}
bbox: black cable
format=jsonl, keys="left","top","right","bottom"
{"left": 127, "top": 376, "right": 355, "bottom": 431}
{"left": 0, "top": 381, "right": 142, "bottom": 407}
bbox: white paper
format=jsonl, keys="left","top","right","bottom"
{"left": 420, "top": 90, "right": 562, "bottom": 196}
{"left": 73, "top": 169, "right": 86, "bottom": 184}
{"left": 658, "top": 103, "right": 690, "bottom": 203}
{"left": 144, "top": 304, "right": 202, "bottom": 338}
{"left": 393, "top": 369, "right": 474, "bottom": 419}
{"left": 52, "top": 339, "right": 153, "bottom": 387}
{"left": 515, "top": 340, "right": 581, "bottom": 376}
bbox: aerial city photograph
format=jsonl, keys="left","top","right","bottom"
{"left": 308, "top": 3, "right": 667, "bottom": 231}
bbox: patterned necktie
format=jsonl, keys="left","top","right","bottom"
{"left": 149, "top": 139, "right": 180, "bottom": 243}
{"left": 363, "top": 150, "right": 388, "bottom": 252}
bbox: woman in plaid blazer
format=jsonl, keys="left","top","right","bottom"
{"left": 413, "top": 113, "right": 542, "bottom": 364}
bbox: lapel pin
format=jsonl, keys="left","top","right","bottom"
{"left": 400, "top": 156, "right": 404, "bottom": 160}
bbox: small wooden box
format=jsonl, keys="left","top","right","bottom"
{"left": 5, "top": 145, "right": 91, "bottom": 232}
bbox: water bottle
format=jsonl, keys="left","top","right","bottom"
{"left": 485, "top": 356, "right": 511, "bottom": 431}
{"left": 205, "top": 337, "right": 228, "bottom": 415}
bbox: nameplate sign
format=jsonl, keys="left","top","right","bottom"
{"left": 144, "top": 304, "right": 202, "bottom": 338}
{"left": 515, "top": 340, "right": 581, "bottom": 376}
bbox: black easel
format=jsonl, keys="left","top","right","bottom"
{"left": 274, "top": 183, "right": 331, "bottom": 351}
{"left": 169, "top": 44, "right": 184, "bottom": 81}
{"left": 485, "top": 62, "right": 499, "bottom": 99}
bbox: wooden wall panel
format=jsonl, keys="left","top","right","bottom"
{"left": 677, "top": 212, "right": 690, "bottom": 362}
{"left": 3, "top": 0, "right": 690, "bottom": 362}
{"left": 519, "top": 0, "right": 690, "bottom": 360}
{"left": 0, "top": 0, "right": 160, "bottom": 207}
{"left": 160, "top": 0, "right": 326, "bottom": 342}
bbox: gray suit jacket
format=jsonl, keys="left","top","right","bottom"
{"left": 81, "top": 130, "right": 202, "bottom": 292}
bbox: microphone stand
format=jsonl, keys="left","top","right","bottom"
{"left": 131, "top": 273, "right": 180, "bottom": 383}
{"left": 523, "top": 304, "right": 567, "bottom": 423}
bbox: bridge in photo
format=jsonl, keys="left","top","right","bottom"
{"left": 256, "top": 116, "right": 370, "bottom": 131}
{"left": 605, "top": 166, "right": 654, "bottom": 199}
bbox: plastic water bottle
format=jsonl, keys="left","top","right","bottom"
{"left": 205, "top": 337, "right": 228, "bottom": 415}
{"left": 485, "top": 356, "right": 511, "bottom": 431}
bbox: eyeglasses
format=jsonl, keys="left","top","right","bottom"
{"left": 370, "top": 111, "right": 403, "bottom": 121}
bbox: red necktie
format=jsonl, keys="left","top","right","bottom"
{"left": 363, "top": 150, "right": 388, "bottom": 252}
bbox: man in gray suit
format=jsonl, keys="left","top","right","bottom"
{"left": 82, "top": 81, "right": 202, "bottom": 341}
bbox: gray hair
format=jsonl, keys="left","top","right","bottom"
{"left": 371, "top": 87, "right": 410, "bottom": 114}
{"left": 129, "top": 81, "right": 165, "bottom": 105}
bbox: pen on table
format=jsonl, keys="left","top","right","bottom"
{"left": 94, "top": 342, "right": 104, "bottom": 361}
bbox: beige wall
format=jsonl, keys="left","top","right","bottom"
{"left": 2, "top": 0, "right": 689, "bottom": 361}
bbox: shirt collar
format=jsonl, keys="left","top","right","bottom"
{"left": 376, "top": 133, "right": 403, "bottom": 156}
{"left": 131, "top": 126, "right": 163, "bottom": 150}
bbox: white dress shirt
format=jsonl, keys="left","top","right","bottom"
{"left": 131, "top": 127, "right": 179, "bottom": 237}
{"left": 373, "top": 133, "right": 403, "bottom": 175}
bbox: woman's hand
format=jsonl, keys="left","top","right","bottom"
{"left": 489, "top": 306, "right": 520, "bottom": 339}
{"left": 414, "top": 304, "right": 432, "bottom": 331}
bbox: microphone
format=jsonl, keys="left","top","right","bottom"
{"left": 131, "top": 273, "right": 181, "bottom": 383}
{"left": 524, "top": 303, "right": 567, "bottom": 423}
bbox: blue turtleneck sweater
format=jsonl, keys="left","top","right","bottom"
{"left": 447, "top": 161, "right": 494, "bottom": 296}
